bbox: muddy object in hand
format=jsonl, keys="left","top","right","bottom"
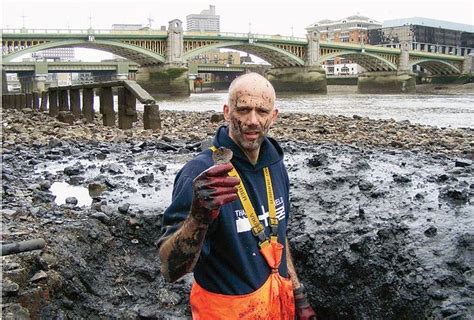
{"left": 212, "top": 147, "right": 233, "bottom": 165}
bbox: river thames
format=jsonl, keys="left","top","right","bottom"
{"left": 94, "top": 86, "right": 474, "bottom": 129}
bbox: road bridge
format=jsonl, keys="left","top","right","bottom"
{"left": 2, "top": 20, "right": 472, "bottom": 95}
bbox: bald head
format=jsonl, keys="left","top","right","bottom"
{"left": 227, "top": 73, "right": 276, "bottom": 108}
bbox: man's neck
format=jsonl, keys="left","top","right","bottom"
{"left": 243, "top": 149, "right": 259, "bottom": 165}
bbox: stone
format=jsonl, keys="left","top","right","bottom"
{"left": 424, "top": 226, "right": 437, "bottom": 237}
{"left": 64, "top": 165, "right": 83, "bottom": 176}
{"left": 29, "top": 270, "right": 48, "bottom": 282}
{"left": 88, "top": 183, "right": 107, "bottom": 198}
{"left": 57, "top": 111, "right": 75, "bottom": 125}
{"left": 39, "top": 180, "right": 51, "bottom": 190}
{"left": 65, "top": 197, "right": 78, "bottom": 205}
{"left": 118, "top": 203, "right": 130, "bottom": 214}
{"left": 455, "top": 159, "right": 472, "bottom": 167}
{"left": 156, "top": 288, "right": 182, "bottom": 306}
{"left": 2, "top": 279, "right": 20, "bottom": 296}
{"left": 1, "top": 303, "right": 30, "bottom": 319}
{"left": 69, "top": 176, "right": 85, "bottom": 185}
{"left": 210, "top": 113, "right": 225, "bottom": 123}
{"left": 91, "top": 212, "right": 110, "bottom": 224}
{"left": 138, "top": 174, "right": 154, "bottom": 184}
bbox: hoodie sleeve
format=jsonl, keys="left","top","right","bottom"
{"left": 156, "top": 154, "right": 212, "bottom": 247}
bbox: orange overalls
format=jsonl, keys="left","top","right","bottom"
{"left": 190, "top": 155, "right": 295, "bottom": 319}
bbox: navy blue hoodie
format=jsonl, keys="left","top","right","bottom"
{"left": 158, "top": 125, "right": 290, "bottom": 295}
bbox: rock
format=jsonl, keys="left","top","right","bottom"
{"left": 118, "top": 203, "right": 130, "bottom": 214}
{"left": 57, "top": 112, "right": 75, "bottom": 124}
{"left": 91, "top": 212, "right": 110, "bottom": 224}
{"left": 353, "top": 114, "right": 363, "bottom": 120}
{"left": 69, "top": 176, "right": 85, "bottom": 185}
{"left": 29, "top": 270, "right": 48, "bottom": 282}
{"left": 156, "top": 288, "right": 182, "bottom": 306}
{"left": 308, "top": 154, "right": 328, "bottom": 167}
{"left": 138, "top": 174, "right": 154, "bottom": 184}
{"left": 88, "top": 183, "right": 107, "bottom": 198}
{"left": 424, "top": 226, "right": 437, "bottom": 237}
{"left": 156, "top": 142, "right": 179, "bottom": 152}
{"left": 210, "top": 113, "right": 225, "bottom": 123}
{"left": 64, "top": 165, "right": 83, "bottom": 176}
{"left": 138, "top": 305, "right": 160, "bottom": 320}
{"left": 33, "top": 190, "right": 56, "bottom": 203}
{"left": 65, "top": 197, "right": 78, "bottom": 205}
{"left": 101, "top": 163, "right": 123, "bottom": 174}
{"left": 2, "top": 279, "right": 20, "bottom": 296}
{"left": 455, "top": 158, "right": 472, "bottom": 167}
{"left": 392, "top": 173, "right": 411, "bottom": 183}
{"left": 1, "top": 303, "right": 30, "bottom": 319}
{"left": 39, "top": 180, "right": 51, "bottom": 190}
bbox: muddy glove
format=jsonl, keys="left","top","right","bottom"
{"left": 294, "top": 284, "right": 317, "bottom": 320}
{"left": 191, "top": 163, "right": 240, "bottom": 224}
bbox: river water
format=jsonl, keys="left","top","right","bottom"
{"left": 94, "top": 88, "right": 474, "bottom": 129}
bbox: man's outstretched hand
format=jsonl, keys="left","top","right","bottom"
{"left": 191, "top": 163, "right": 240, "bottom": 224}
{"left": 295, "top": 285, "right": 317, "bottom": 320}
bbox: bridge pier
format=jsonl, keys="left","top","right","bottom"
{"left": 266, "top": 66, "right": 327, "bottom": 94}
{"left": 357, "top": 72, "right": 416, "bottom": 94}
{"left": 136, "top": 65, "right": 190, "bottom": 97}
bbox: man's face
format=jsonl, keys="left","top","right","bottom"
{"left": 224, "top": 89, "right": 278, "bottom": 153}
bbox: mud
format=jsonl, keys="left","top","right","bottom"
{"left": 1, "top": 109, "right": 473, "bottom": 319}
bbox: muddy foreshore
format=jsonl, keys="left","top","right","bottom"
{"left": 1, "top": 109, "right": 473, "bottom": 319}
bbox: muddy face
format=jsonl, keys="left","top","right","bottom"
{"left": 225, "top": 93, "right": 277, "bottom": 152}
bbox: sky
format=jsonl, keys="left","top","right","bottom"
{"left": 2, "top": 0, "right": 473, "bottom": 61}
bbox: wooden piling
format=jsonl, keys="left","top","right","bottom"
{"left": 143, "top": 104, "right": 161, "bottom": 130}
{"left": 118, "top": 87, "right": 137, "bottom": 129}
{"left": 20, "top": 94, "right": 26, "bottom": 109}
{"left": 82, "top": 88, "right": 95, "bottom": 122}
{"left": 99, "top": 87, "right": 115, "bottom": 127}
{"left": 49, "top": 89, "right": 59, "bottom": 117}
{"left": 40, "top": 91, "right": 48, "bottom": 111}
{"left": 32, "top": 92, "right": 40, "bottom": 111}
{"left": 70, "top": 89, "right": 81, "bottom": 117}
{"left": 26, "top": 93, "right": 33, "bottom": 109}
{"left": 58, "top": 89, "right": 70, "bottom": 111}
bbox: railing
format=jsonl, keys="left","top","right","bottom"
{"left": 1, "top": 28, "right": 168, "bottom": 35}
{"left": 2, "top": 80, "right": 161, "bottom": 130}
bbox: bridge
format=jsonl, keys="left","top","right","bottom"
{"left": 2, "top": 19, "right": 472, "bottom": 95}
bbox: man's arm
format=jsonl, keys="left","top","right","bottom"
{"left": 159, "top": 216, "right": 209, "bottom": 282}
{"left": 286, "top": 237, "right": 301, "bottom": 289}
{"left": 158, "top": 163, "right": 239, "bottom": 282}
{"left": 286, "top": 238, "right": 317, "bottom": 320}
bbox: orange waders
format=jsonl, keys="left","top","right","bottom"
{"left": 191, "top": 150, "right": 295, "bottom": 319}
{"left": 190, "top": 237, "right": 295, "bottom": 319}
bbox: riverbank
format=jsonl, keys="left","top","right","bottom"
{"left": 2, "top": 109, "right": 473, "bottom": 157}
{"left": 1, "top": 109, "right": 473, "bottom": 319}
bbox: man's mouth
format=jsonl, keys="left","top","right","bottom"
{"left": 243, "top": 131, "right": 260, "bottom": 140}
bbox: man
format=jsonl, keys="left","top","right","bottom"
{"left": 158, "top": 73, "right": 316, "bottom": 319}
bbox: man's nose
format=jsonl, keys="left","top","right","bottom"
{"left": 246, "top": 110, "right": 259, "bottom": 126}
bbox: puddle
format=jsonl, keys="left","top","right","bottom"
{"left": 50, "top": 182, "right": 93, "bottom": 207}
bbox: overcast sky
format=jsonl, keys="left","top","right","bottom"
{"left": 3, "top": 0, "right": 473, "bottom": 61}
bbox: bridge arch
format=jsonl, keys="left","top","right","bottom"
{"left": 183, "top": 41, "right": 305, "bottom": 67}
{"left": 408, "top": 59, "right": 461, "bottom": 75}
{"left": 318, "top": 51, "right": 398, "bottom": 71}
{"left": 3, "top": 39, "right": 166, "bottom": 65}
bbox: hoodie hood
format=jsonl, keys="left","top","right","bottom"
{"left": 212, "top": 125, "right": 284, "bottom": 171}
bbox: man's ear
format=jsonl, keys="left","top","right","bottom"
{"left": 223, "top": 104, "right": 231, "bottom": 121}
{"left": 270, "top": 108, "right": 279, "bottom": 126}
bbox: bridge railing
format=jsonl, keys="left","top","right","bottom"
{"left": 1, "top": 28, "right": 168, "bottom": 36}
{"left": 2, "top": 80, "right": 161, "bottom": 130}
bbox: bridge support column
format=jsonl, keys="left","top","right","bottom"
{"left": 2, "top": 69, "right": 8, "bottom": 94}
{"left": 266, "top": 66, "right": 327, "bottom": 93}
{"left": 136, "top": 65, "right": 190, "bottom": 97}
{"left": 357, "top": 72, "right": 416, "bottom": 94}
{"left": 82, "top": 88, "right": 95, "bottom": 122}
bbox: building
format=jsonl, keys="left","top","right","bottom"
{"left": 186, "top": 5, "right": 220, "bottom": 32}
{"left": 189, "top": 49, "right": 240, "bottom": 82}
{"left": 308, "top": 15, "right": 382, "bottom": 44}
{"left": 307, "top": 15, "right": 381, "bottom": 75}
{"left": 31, "top": 47, "right": 75, "bottom": 61}
{"left": 368, "top": 17, "right": 473, "bottom": 56}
